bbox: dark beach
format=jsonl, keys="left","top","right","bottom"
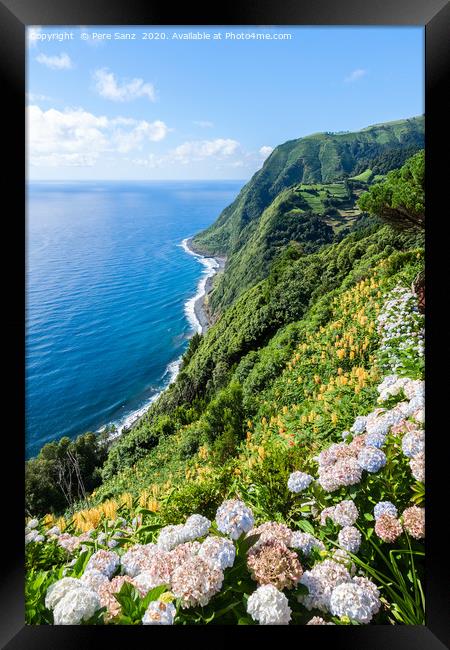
{"left": 185, "top": 237, "right": 226, "bottom": 334}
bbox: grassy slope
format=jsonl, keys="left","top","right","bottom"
{"left": 66, "top": 242, "right": 424, "bottom": 526}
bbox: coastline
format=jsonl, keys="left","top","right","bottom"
{"left": 181, "top": 237, "right": 226, "bottom": 335}
{"left": 104, "top": 236, "right": 226, "bottom": 441}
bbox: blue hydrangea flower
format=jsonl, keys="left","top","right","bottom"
{"left": 287, "top": 471, "right": 314, "bottom": 493}
{"left": 401, "top": 431, "right": 425, "bottom": 458}
{"left": 365, "top": 433, "right": 386, "bottom": 449}
{"left": 374, "top": 501, "right": 398, "bottom": 520}
{"left": 357, "top": 448, "right": 386, "bottom": 473}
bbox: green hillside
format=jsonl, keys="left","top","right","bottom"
{"left": 193, "top": 116, "right": 423, "bottom": 254}
{"left": 192, "top": 116, "right": 424, "bottom": 313}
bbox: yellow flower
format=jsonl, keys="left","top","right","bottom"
{"left": 159, "top": 592, "right": 175, "bottom": 604}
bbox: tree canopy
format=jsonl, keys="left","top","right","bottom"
{"left": 358, "top": 150, "right": 424, "bottom": 230}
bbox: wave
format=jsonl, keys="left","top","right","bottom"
{"left": 179, "top": 237, "right": 219, "bottom": 334}
{"left": 101, "top": 356, "right": 183, "bottom": 441}
{"left": 100, "top": 236, "right": 218, "bottom": 442}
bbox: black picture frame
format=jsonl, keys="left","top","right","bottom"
{"left": 1, "top": 0, "right": 449, "bottom": 647}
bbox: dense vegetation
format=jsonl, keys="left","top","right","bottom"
{"left": 25, "top": 121, "right": 425, "bottom": 626}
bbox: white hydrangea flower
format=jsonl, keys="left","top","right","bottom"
{"left": 287, "top": 471, "right": 314, "bottom": 493}
{"left": 85, "top": 550, "right": 120, "bottom": 578}
{"left": 306, "top": 616, "right": 335, "bottom": 625}
{"left": 142, "top": 600, "right": 176, "bottom": 625}
{"left": 215, "top": 500, "right": 254, "bottom": 540}
{"left": 53, "top": 586, "right": 101, "bottom": 625}
{"left": 81, "top": 569, "right": 110, "bottom": 593}
{"left": 183, "top": 514, "right": 211, "bottom": 541}
{"left": 133, "top": 570, "right": 169, "bottom": 595}
{"left": 46, "top": 526, "right": 61, "bottom": 537}
{"left": 338, "top": 526, "right": 362, "bottom": 553}
{"left": 27, "top": 518, "right": 39, "bottom": 529}
{"left": 331, "top": 500, "right": 359, "bottom": 527}
{"left": 45, "top": 577, "right": 85, "bottom": 610}
{"left": 157, "top": 524, "right": 188, "bottom": 551}
{"left": 410, "top": 452, "right": 425, "bottom": 483}
{"left": 352, "top": 575, "right": 381, "bottom": 613}
{"left": 121, "top": 543, "right": 157, "bottom": 577}
{"left": 198, "top": 536, "right": 236, "bottom": 570}
{"left": 403, "top": 379, "right": 424, "bottom": 401}
{"left": 330, "top": 581, "right": 380, "bottom": 623}
{"left": 25, "top": 529, "right": 40, "bottom": 545}
{"left": 246, "top": 585, "right": 291, "bottom": 625}
{"left": 298, "top": 560, "right": 351, "bottom": 612}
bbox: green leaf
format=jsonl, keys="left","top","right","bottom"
{"left": 142, "top": 585, "right": 169, "bottom": 608}
{"left": 238, "top": 533, "right": 260, "bottom": 555}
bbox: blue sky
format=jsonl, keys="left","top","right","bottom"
{"left": 27, "top": 26, "right": 424, "bottom": 181}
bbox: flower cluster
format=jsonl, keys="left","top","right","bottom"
{"left": 331, "top": 500, "right": 359, "bottom": 527}
{"left": 402, "top": 506, "right": 425, "bottom": 540}
{"left": 215, "top": 500, "right": 254, "bottom": 540}
{"left": 142, "top": 601, "right": 176, "bottom": 625}
{"left": 171, "top": 556, "right": 223, "bottom": 608}
{"left": 357, "top": 447, "right": 387, "bottom": 473}
{"left": 247, "top": 538, "right": 303, "bottom": 590}
{"left": 198, "top": 536, "right": 236, "bottom": 570}
{"left": 246, "top": 585, "right": 291, "bottom": 625}
{"left": 376, "top": 286, "right": 424, "bottom": 374}
{"left": 374, "top": 501, "right": 397, "bottom": 519}
{"left": 156, "top": 514, "right": 211, "bottom": 551}
{"left": 287, "top": 471, "right": 314, "bottom": 493}
{"left": 374, "top": 514, "right": 403, "bottom": 543}
{"left": 249, "top": 521, "right": 293, "bottom": 548}
{"left": 402, "top": 430, "right": 425, "bottom": 458}
{"left": 85, "top": 550, "right": 120, "bottom": 578}
{"left": 298, "top": 559, "right": 352, "bottom": 612}
{"left": 338, "top": 526, "right": 361, "bottom": 553}
{"left": 290, "top": 531, "right": 325, "bottom": 556}
{"left": 330, "top": 579, "right": 380, "bottom": 624}
{"left": 45, "top": 578, "right": 101, "bottom": 625}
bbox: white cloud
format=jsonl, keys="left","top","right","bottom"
{"left": 193, "top": 120, "right": 214, "bottom": 128}
{"left": 113, "top": 120, "right": 170, "bottom": 152}
{"left": 27, "top": 105, "right": 170, "bottom": 166}
{"left": 171, "top": 138, "right": 240, "bottom": 163}
{"left": 344, "top": 68, "right": 367, "bottom": 83}
{"left": 259, "top": 145, "right": 274, "bottom": 158}
{"left": 93, "top": 68, "right": 156, "bottom": 102}
{"left": 36, "top": 52, "right": 73, "bottom": 70}
{"left": 26, "top": 92, "right": 53, "bottom": 102}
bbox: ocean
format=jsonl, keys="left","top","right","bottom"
{"left": 26, "top": 180, "right": 243, "bottom": 459}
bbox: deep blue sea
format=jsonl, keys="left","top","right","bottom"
{"left": 26, "top": 180, "right": 243, "bottom": 459}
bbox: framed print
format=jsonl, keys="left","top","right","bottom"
{"left": 0, "top": 0, "right": 449, "bottom": 646}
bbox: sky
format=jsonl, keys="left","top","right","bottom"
{"left": 27, "top": 26, "right": 424, "bottom": 181}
